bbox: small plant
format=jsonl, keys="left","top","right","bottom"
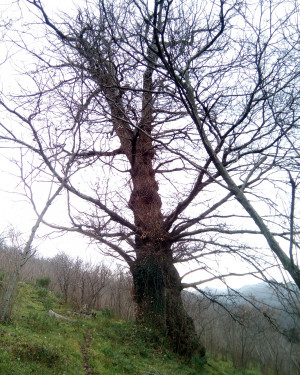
{"left": 100, "top": 307, "right": 114, "bottom": 319}
{"left": 42, "top": 297, "right": 54, "bottom": 310}
{"left": 190, "top": 353, "right": 207, "bottom": 371}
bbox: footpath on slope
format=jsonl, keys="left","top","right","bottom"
{"left": 81, "top": 328, "right": 95, "bottom": 375}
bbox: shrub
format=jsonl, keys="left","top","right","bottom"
{"left": 101, "top": 307, "right": 114, "bottom": 319}
{"left": 36, "top": 277, "right": 51, "bottom": 289}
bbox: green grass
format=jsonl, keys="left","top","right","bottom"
{"left": 0, "top": 282, "right": 262, "bottom": 375}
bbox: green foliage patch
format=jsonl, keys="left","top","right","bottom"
{"left": 36, "top": 277, "right": 51, "bottom": 289}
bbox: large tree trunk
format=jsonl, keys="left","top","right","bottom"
{"left": 132, "top": 244, "right": 205, "bottom": 358}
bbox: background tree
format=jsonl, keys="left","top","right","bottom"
{"left": 0, "top": 0, "right": 299, "bottom": 357}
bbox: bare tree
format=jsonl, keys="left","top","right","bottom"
{"left": 0, "top": 0, "right": 299, "bottom": 357}
{"left": 51, "top": 252, "right": 74, "bottom": 303}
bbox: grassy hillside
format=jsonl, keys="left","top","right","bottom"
{"left": 0, "top": 282, "right": 262, "bottom": 375}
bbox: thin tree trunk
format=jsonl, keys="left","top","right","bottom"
{"left": 0, "top": 270, "right": 19, "bottom": 320}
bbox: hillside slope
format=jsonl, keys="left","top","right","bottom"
{"left": 0, "top": 282, "right": 261, "bottom": 375}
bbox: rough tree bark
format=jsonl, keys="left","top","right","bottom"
{"left": 132, "top": 242, "right": 203, "bottom": 355}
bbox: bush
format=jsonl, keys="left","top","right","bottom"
{"left": 36, "top": 277, "right": 51, "bottom": 289}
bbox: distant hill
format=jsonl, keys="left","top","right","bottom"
{"left": 239, "top": 282, "right": 299, "bottom": 307}
{"left": 203, "top": 282, "right": 300, "bottom": 340}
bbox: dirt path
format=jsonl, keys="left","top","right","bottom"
{"left": 81, "top": 328, "right": 94, "bottom": 375}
